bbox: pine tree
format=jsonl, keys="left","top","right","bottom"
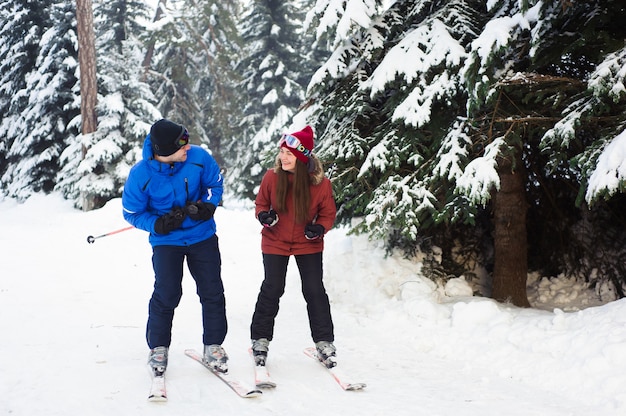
{"left": 145, "top": 0, "right": 241, "bottom": 167}
{"left": 0, "top": 0, "right": 79, "bottom": 200}
{"left": 190, "top": 1, "right": 242, "bottom": 167}
{"left": 225, "top": 0, "right": 320, "bottom": 200}
{"left": 55, "top": 0, "right": 161, "bottom": 209}
{"left": 306, "top": 0, "right": 464, "bottom": 236}
{"left": 298, "top": 0, "right": 626, "bottom": 303}
{"left": 460, "top": 0, "right": 626, "bottom": 302}
{"left": 144, "top": 0, "right": 202, "bottom": 132}
{"left": 0, "top": 0, "right": 50, "bottom": 179}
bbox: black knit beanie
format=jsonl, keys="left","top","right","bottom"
{"left": 150, "top": 119, "right": 185, "bottom": 156}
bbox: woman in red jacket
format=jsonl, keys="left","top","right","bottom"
{"left": 250, "top": 125, "right": 338, "bottom": 368}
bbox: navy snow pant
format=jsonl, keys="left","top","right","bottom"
{"left": 147, "top": 235, "right": 227, "bottom": 349}
{"left": 250, "top": 252, "right": 334, "bottom": 343}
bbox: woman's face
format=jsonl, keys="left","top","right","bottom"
{"left": 279, "top": 147, "right": 297, "bottom": 172}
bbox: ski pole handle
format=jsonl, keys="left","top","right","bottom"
{"left": 87, "top": 226, "right": 135, "bottom": 244}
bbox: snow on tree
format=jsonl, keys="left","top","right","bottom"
{"left": 0, "top": 0, "right": 51, "bottom": 179}
{"left": 577, "top": 48, "right": 626, "bottom": 203}
{"left": 144, "top": 0, "right": 241, "bottom": 168}
{"left": 55, "top": 0, "right": 160, "bottom": 209}
{"left": 297, "top": 0, "right": 626, "bottom": 303}
{"left": 225, "top": 0, "right": 317, "bottom": 200}
{"left": 0, "top": 1, "right": 80, "bottom": 201}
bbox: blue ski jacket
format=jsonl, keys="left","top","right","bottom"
{"left": 122, "top": 135, "right": 223, "bottom": 247}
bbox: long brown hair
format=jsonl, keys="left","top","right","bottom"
{"left": 274, "top": 159, "right": 311, "bottom": 224}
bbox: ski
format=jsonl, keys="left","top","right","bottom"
{"left": 148, "top": 372, "right": 167, "bottom": 402}
{"left": 184, "top": 349, "right": 263, "bottom": 398}
{"left": 248, "top": 348, "right": 277, "bottom": 389}
{"left": 303, "top": 347, "right": 367, "bottom": 391}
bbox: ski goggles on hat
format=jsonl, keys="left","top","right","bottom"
{"left": 279, "top": 134, "right": 311, "bottom": 157}
{"left": 176, "top": 129, "right": 190, "bottom": 148}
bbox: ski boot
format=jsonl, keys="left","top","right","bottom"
{"left": 251, "top": 338, "right": 270, "bottom": 366}
{"left": 315, "top": 341, "right": 337, "bottom": 368}
{"left": 148, "top": 346, "right": 168, "bottom": 376}
{"left": 203, "top": 344, "right": 229, "bottom": 373}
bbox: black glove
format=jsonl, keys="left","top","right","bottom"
{"left": 186, "top": 201, "right": 216, "bottom": 221}
{"left": 154, "top": 207, "right": 186, "bottom": 235}
{"left": 304, "top": 224, "right": 325, "bottom": 240}
{"left": 258, "top": 210, "right": 278, "bottom": 227}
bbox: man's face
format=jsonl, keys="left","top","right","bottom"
{"left": 156, "top": 144, "right": 191, "bottom": 163}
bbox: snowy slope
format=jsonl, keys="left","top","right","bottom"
{"left": 0, "top": 194, "right": 624, "bottom": 415}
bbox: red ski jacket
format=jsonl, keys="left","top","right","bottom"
{"left": 255, "top": 163, "right": 336, "bottom": 256}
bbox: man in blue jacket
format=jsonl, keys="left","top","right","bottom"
{"left": 122, "top": 119, "right": 228, "bottom": 376}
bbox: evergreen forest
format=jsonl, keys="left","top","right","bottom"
{"left": 1, "top": 0, "right": 625, "bottom": 306}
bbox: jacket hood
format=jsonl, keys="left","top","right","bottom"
{"left": 142, "top": 135, "right": 156, "bottom": 161}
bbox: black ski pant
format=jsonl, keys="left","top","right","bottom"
{"left": 251, "top": 252, "right": 334, "bottom": 343}
{"left": 147, "top": 235, "right": 227, "bottom": 349}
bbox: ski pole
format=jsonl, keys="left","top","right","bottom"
{"left": 87, "top": 226, "right": 134, "bottom": 244}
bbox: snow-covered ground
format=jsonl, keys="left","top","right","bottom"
{"left": 1, "top": 194, "right": 625, "bottom": 415}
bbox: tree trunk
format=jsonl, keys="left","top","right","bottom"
{"left": 75, "top": 0, "right": 98, "bottom": 210}
{"left": 491, "top": 152, "right": 531, "bottom": 307}
{"left": 76, "top": 0, "right": 97, "bottom": 135}
{"left": 141, "top": 0, "right": 167, "bottom": 76}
